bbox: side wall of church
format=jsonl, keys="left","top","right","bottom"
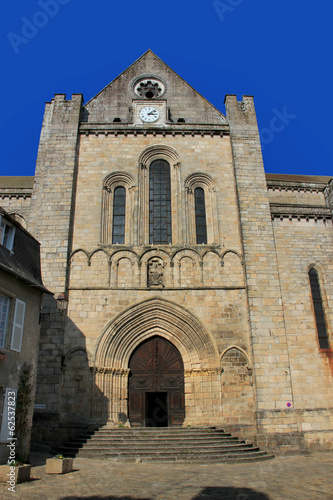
{"left": 225, "top": 95, "right": 333, "bottom": 452}
{"left": 272, "top": 218, "right": 333, "bottom": 450}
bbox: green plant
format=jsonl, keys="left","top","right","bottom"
{"left": 14, "top": 454, "right": 28, "bottom": 466}
{"left": 54, "top": 454, "right": 64, "bottom": 459}
{"left": 15, "top": 363, "right": 33, "bottom": 460}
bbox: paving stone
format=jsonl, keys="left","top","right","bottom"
{"left": 1, "top": 452, "right": 333, "bottom": 500}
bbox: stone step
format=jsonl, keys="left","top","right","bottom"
{"left": 73, "top": 432, "right": 237, "bottom": 442}
{"left": 77, "top": 450, "right": 274, "bottom": 463}
{"left": 84, "top": 434, "right": 235, "bottom": 441}
{"left": 68, "top": 443, "right": 255, "bottom": 453}
{"left": 59, "top": 444, "right": 261, "bottom": 456}
{"left": 90, "top": 429, "right": 233, "bottom": 436}
{"left": 63, "top": 429, "right": 239, "bottom": 444}
{"left": 56, "top": 427, "right": 274, "bottom": 463}
{"left": 80, "top": 444, "right": 260, "bottom": 455}
{"left": 133, "top": 453, "right": 275, "bottom": 464}
{"left": 65, "top": 436, "right": 244, "bottom": 447}
{"left": 81, "top": 439, "right": 247, "bottom": 448}
{"left": 98, "top": 426, "right": 226, "bottom": 430}
{"left": 97, "top": 426, "right": 225, "bottom": 434}
{"left": 78, "top": 449, "right": 262, "bottom": 457}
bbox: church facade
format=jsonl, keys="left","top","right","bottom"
{"left": 1, "top": 50, "right": 332, "bottom": 453}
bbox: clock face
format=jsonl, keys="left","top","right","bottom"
{"left": 139, "top": 106, "right": 160, "bottom": 123}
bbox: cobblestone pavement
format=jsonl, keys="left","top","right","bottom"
{"left": 1, "top": 452, "right": 333, "bottom": 500}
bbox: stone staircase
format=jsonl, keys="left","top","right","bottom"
{"left": 57, "top": 427, "right": 274, "bottom": 463}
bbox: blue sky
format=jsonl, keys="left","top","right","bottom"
{"left": 1, "top": 0, "right": 332, "bottom": 177}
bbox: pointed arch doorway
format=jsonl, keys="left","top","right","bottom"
{"left": 128, "top": 336, "right": 185, "bottom": 427}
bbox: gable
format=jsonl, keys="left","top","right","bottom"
{"left": 83, "top": 50, "right": 227, "bottom": 125}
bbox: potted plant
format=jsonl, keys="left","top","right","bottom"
{"left": 46, "top": 454, "right": 73, "bottom": 474}
{"left": 0, "top": 461, "right": 31, "bottom": 485}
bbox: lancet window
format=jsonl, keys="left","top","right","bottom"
{"left": 309, "top": 267, "right": 330, "bottom": 349}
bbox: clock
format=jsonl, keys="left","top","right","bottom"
{"left": 139, "top": 106, "right": 160, "bottom": 123}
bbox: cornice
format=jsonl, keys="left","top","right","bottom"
{"left": 0, "top": 189, "right": 32, "bottom": 200}
{"left": 270, "top": 203, "right": 332, "bottom": 221}
{"left": 79, "top": 122, "right": 230, "bottom": 137}
{"left": 267, "top": 179, "right": 328, "bottom": 193}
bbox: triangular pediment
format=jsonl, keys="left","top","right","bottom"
{"left": 84, "top": 50, "right": 227, "bottom": 125}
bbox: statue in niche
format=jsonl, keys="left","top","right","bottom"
{"left": 148, "top": 258, "right": 164, "bottom": 287}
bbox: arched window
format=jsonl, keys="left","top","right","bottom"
{"left": 101, "top": 172, "right": 134, "bottom": 245}
{"left": 184, "top": 173, "right": 217, "bottom": 245}
{"left": 112, "top": 187, "right": 126, "bottom": 244}
{"left": 309, "top": 268, "right": 330, "bottom": 349}
{"left": 149, "top": 160, "right": 172, "bottom": 244}
{"left": 194, "top": 187, "right": 207, "bottom": 244}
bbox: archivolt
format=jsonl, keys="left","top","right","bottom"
{"left": 103, "top": 171, "right": 135, "bottom": 190}
{"left": 138, "top": 145, "right": 180, "bottom": 167}
{"left": 184, "top": 172, "right": 214, "bottom": 190}
{"left": 94, "top": 297, "right": 219, "bottom": 371}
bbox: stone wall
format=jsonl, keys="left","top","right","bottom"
{"left": 0, "top": 177, "right": 33, "bottom": 229}
{"left": 72, "top": 133, "right": 240, "bottom": 250}
{"left": 268, "top": 216, "right": 333, "bottom": 450}
{"left": 62, "top": 287, "right": 253, "bottom": 428}
{"left": 224, "top": 95, "right": 333, "bottom": 451}
{"left": 225, "top": 95, "right": 294, "bottom": 416}
{"left": 54, "top": 120, "right": 255, "bottom": 432}
{"left": 28, "top": 94, "right": 83, "bottom": 446}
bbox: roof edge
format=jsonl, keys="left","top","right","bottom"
{"left": 0, "top": 176, "right": 34, "bottom": 189}
{"left": 0, "top": 262, "right": 51, "bottom": 295}
{"left": 265, "top": 173, "right": 332, "bottom": 185}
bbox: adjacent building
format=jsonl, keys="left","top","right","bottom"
{"left": 0, "top": 208, "right": 49, "bottom": 463}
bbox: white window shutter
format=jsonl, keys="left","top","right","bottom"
{"left": 0, "top": 219, "right": 4, "bottom": 243}
{"left": 10, "top": 299, "right": 26, "bottom": 352}
{"left": 0, "top": 388, "right": 17, "bottom": 443}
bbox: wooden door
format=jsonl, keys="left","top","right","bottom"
{"left": 128, "top": 336, "right": 185, "bottom": 427}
